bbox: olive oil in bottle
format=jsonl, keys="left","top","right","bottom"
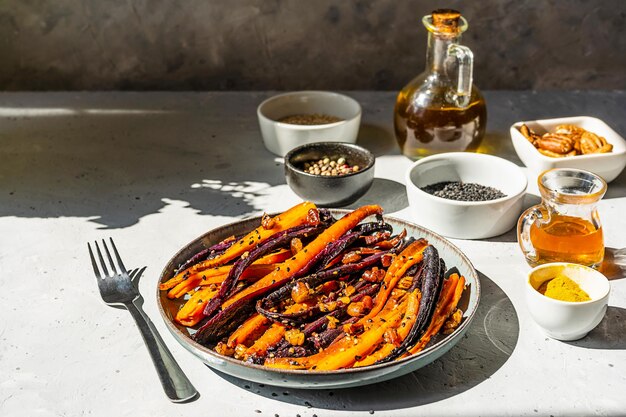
{"left": 394, "top": 9, "right": 487, "bottom": 159}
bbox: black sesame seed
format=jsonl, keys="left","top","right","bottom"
{"left": 421, "top": 181, "right": 506, "bottom": 202}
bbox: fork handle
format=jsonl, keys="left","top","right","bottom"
{"left": 125, "top": 301, "right": 198, "bottom": 402}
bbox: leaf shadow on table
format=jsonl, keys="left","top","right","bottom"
{"left": 0, "top": 103, "right": 287, "bottom": 229}
{"left": 212, "top": 271, "right": 520, "bottom": 412}
{"left": 565, "top": 306, "right": 626, "bottom": 350}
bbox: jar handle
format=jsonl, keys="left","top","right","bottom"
{"left": 446, "top": 44, "right": 474, "bottom": 107}
{"left": 517, "top": 205, "right": 545, "bottom": 265}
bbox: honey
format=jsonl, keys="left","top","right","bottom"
{"left": 529, "top": 214, "right": 604, "bottom": 267}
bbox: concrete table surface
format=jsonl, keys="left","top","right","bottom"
{"left": 0, "top": 91, "right": 625, "bottom": 417}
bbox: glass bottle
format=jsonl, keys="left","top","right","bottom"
{"left": 394, "top": 9, "right": 487, "bottom": 159}
{"left": 518, "top": 168, "right": 606, "bottom": 268}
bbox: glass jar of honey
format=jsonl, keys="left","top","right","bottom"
{"left": 518, "top": 169, "right": 607, "bottom": 268}
{"left": 394, "top": 9, "right": 487, "bottom": 159}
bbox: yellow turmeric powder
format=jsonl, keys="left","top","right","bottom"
{"left": 538, "top": 273, "right": 591, "bottom": 302}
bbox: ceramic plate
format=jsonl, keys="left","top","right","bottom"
{"left": 157, "top": 210, "right": 480, "bottom": 389}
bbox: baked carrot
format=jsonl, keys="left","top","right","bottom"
{"left": 357, "top": 239, "right": 427, "bottom": 328}
{"left": 196, "top": 264, "right": 277, "bottom": 286}
{"left": 254, "top": 249, "right": 293, "bottom": 265}
{"left": 166, "top": 250, "right": 293, "bottom": 298}
{"left": 226, "top": 301, "right": 312, "bottom": 349}
{"left": 220, "top": 205, "right": 384, "bottom": 310}
{"left": 175, "top": 287, "right": 219, "bottom": 326}
{"left": 227, "top": 313, "right": 270, "bottom": 348}
{"left": 244, "top": 324, "right": 287, "bottom": 360}
{"left": 264, "top": 297, "right": 407, "bottom": 370}
{"left": 161, "top": 201, "right": 319, "bottom": 290}
{"left": 406, "top": 274, "right": 465, "bottom": 355}
{"left": 354, "top": 289, "right": 421, "bottom": 367}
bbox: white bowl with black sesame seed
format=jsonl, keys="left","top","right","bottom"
{"left": 405, "top": 153, "right": 528, "bottom": 239}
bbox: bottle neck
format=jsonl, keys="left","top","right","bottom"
{"left": 426, "top": 33, "right": 460, "bottom": 73}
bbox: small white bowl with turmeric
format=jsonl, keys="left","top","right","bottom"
{"left": 526, "top": 262, "right": 610, "bottom": 341}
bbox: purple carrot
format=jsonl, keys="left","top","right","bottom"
{"left": 376, "top": 245, "right": 442, "bottom": 363}
{"left": 174, "top": 237, "right": 238, "bottom": 275}
{"left": 255, "top": 251, "right": 390, "bottom": 322}
{"left": 202, "top": 224, "right": 323, "bottom": 318}
{"left": 319, "top": 231, "right": 361, "bottom": 269}
{"left": 193, "top": 296, "right": 256, "bottom": 344}
{"left": 353, "top": 220, "right": 393, "bottom": 236}
{"left": 310, "top": 317, "right": 359, "bottom": 350}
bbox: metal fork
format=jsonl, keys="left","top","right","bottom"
{"left": 88, "top": 238, "right": 198, "bottom": 402}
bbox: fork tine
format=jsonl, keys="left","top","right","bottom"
{"left": 109, "top": 238, "right": 128, "bottom": 274}
{"left": 102, "top": 239, "right": 118, "bottom": 274}
{"left": 131, "top": 266, "right": 147, "bottom": 286}
{"left": 94, "top": 241, "right": 110, "bottom": 277}
{"left": 88, "top": 243, "right": 102, "bottom": 279}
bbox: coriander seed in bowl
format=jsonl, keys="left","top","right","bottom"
{"left": 303, "top": 156, "right": 360, "bottom": 176}
{"left": 284, "top": 142, "right": 374, "bottom": 207}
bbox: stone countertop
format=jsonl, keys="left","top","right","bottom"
{"left": 0, "top": 91, "right": 624, "bottom": 417}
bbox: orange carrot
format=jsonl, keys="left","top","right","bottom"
{"left": 265, "top": 297, "right": 406, "bottom": 370}
{"left": 407, "top": 274, "right": 465, "bottom": 355}
{"left": 166, "top": 250, "right": 294, "bottom": 298}
{"left": 227, "top": 313, "right": 270, "bottom": 348}
{"left": 357, "top": 239, "right": 427, "bottom": 327}
{"left": 196, "top": 264, "right": 277, "bottom": 287}
{"left": 162, "top": 201, "right": 319, "bottom": 290}
{"left": 354, "top": 289, "right": 421, "bottom": 367}
{"left": 221, "top": 205, "right": 384, "bottom": 309}
{"left": 244, "top": 324, "right": 287, "bottom": 360}
{"left": 175, "top": 287, "right": 219, "bottom": 326}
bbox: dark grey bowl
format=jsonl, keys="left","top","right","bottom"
{"left": 284, "top": 142, "right": 375, "bottom": 207}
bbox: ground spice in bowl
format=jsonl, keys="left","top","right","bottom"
{"left": 420, "top": 181, "right": 506, "bottom": 202}
{"left": 538, "top": 273, "right": 591, "bottom": 302}
{"left": 278, "top": 114, "right": 344, "bottom": 125}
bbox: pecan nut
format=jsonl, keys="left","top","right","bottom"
{"left": 555, "top": 124, "right": 586, "bottom": 136}
{"left": 536, "top": 133, "right": 575, "bottom": 154}
{"left": 580, "top": 131, "right": 613, "bottom": 154}
{"left": 519, "top": 124, "right": 541, "bottom": 145}
{"left": 522, "top": 123, "right": 612, "bottom": 158}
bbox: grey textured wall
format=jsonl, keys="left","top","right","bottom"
{"left": 1, "top": 0, "right": 624, "bottom": 91}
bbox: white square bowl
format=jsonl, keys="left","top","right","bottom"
{"left": 510, "top": 116, "right": 626, "bottom": 183}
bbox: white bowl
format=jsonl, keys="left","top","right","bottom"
{"left": 526, "top": 263, "right": 610, "bottom": 341}
{"left": 405, "top": 153, "right": 527, "bottom": 239}
{"left": 511, "top": 116, "right": 626, "bottom": 183}
{"left": 257, "top": 91, "right": 361, "bottom": 156}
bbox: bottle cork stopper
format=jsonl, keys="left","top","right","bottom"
{"left": 431, "top": 9, "right": 461, "bottom": 33}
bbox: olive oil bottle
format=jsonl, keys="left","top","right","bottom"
{"left": 394, "top": 9, "right": 487, "bottom": 159}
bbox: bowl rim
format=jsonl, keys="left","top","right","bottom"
{"left": 405, "top": 152, "right": 528, "bottom": 206}
{"left": 284, "top": 142, "right": 375, "bottom": 179}
{"left": 510, "top": 116, "right": 626, "bottom": 162}
{"left": 257, "top": 90, "right": 362, "bottom": 130}
{"left": 156, "top": 210, "right": 481, "bottom": 376}
{"left": 526, "top": 262, "right": 610, "bottom": 305}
